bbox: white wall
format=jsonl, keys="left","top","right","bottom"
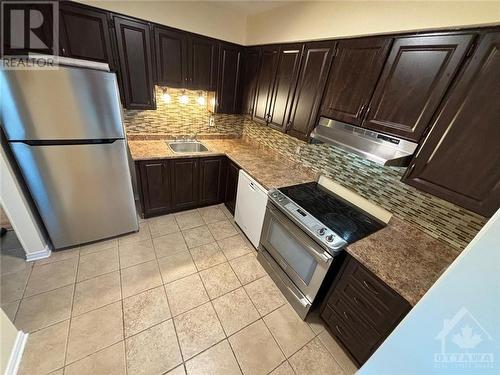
{"left": 358, "top": 209, "right": 500, "bottom": 375}
{"left": 1, "top": 309, "right": 26, "bottom": 375}
{"left": 80, "top": 1, "right": 248, "bottom": 45}
{"left": 0, "top": 145, "right": 50, "bottom": 261}
{"left": 246, "top": 1, "right": 500, "bottom": 45}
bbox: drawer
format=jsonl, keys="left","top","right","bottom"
{"left": 342, "top": 282, "right": 392, "bottom": 333}
{"left": 327, "top": 292, "right": 380, "bottom": 344}
{"left": 321, "top": 305, "right": 373, "bottom": 365}
{"left": 334, "top": 257, "right": 410, "bottom": 330}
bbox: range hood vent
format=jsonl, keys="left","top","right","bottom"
{"left": 310, "top": 117, "right": 418, "bottom": 167}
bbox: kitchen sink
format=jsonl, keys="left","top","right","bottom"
{"left": 168, "top": 140, "right": 209, "bottom": 153}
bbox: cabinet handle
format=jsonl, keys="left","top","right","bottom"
{"left": 335, "top": 325, "right": 345, "bottom": 336}
{"left": 61, "top": 47, "right": 66, "bottom": 56}
{"left": 363, "top": 280, "right": 379, "bottom": 295}
{"left": 286, "top": 121, "right": 293, "bottom": 131}
{"left": 357, "top": 105, "right": 366, "bottom": 118}
{"left": 343, "top": 311, "right": 351, "bottom": 321}
{"left": 353, "top": 296, "right": 365, "bottom": 308}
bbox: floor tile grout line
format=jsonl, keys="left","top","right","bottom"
{"left": 62, "top": 249, "right": 79, "bottom": 368}
{"left": 116, "top": 236, "right": 128, "bottom": 375}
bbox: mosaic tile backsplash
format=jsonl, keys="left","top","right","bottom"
{"left": 123, "top": 86, "right": 244, "bottom": 137}
{"left": 242, "top": 120, "right": 487, "bottom": 251}
{"left": 122, "top": 87, "right": 486, "bottom": 251}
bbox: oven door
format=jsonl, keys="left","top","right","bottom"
{"left": 260, "top": 203, "right": 334, "bottom": 303}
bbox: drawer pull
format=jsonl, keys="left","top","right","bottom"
{"left": 363, "top": 280, "right": 379, "bottom": 295}
{"left": 343, "top": 311, "right": 351, "bottom": 321}
{"left": 353, "top": 296, "right": 365, "bottom": 307}
{"left": 335, "top": 324, "right": 345, "bottom": 336}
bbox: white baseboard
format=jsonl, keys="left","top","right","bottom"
{"left": 4, "top": 331, "right": 28, "bottom": 375}
{"left": 25, "top": 245, "right": 51, "bottom": 262}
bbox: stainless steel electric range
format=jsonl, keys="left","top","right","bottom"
{"left": 257, "top": 176, "right": 390, "bottom": 319}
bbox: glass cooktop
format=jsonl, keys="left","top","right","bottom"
{"left": 278, "top": 182, "right": 385, "bottom": 243}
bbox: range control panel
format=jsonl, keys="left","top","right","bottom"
{"left": 268, "top": 188, "right": 347, "bottom": 254}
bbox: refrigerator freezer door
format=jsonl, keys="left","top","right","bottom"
{"left": 0, "top": 68, "right": 124, "bottom": 141}
{"left": 10, "top": 140, "right": 138, "bottom": 248}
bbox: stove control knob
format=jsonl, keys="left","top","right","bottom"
{"left": 277, "top": 195, "right": 284, "bottom": 202}
{"left": 317, "top": 228, "right": 327, "bottom": 236}
{"left": 325, "top": 234, "right": 335, "bottom": 243}
{"left": 270, "top": 191, "right": 279, "bottom": 199}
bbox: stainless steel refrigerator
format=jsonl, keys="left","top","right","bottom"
{"left": 0, "top": 61, "right": 138, "bottom": 249}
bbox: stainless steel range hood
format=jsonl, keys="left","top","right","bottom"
{"left": 310, "top": 117, "right": 418, "bottom": 167}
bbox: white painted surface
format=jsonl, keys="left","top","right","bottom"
{"left": 235, "top": 170, "right": 268, "bottom": 248}
{"left": 318, "top": 175, "right": 392, "bottom": 224}
{"left": 0, "top": 145, "right": 50, "bottom": 260}
{"left": 80, "top": 0, "right": 248, "bottom": 45}
{"left": 1, "top": 309, "right": 28, "bottom": 375}
{"left": 246, "top": 1, "right": 500, "bottom": 45}
{"left": 358, "top": 208, "right": 500, "bottom": 375}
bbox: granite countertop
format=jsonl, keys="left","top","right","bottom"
{"left": 128, "top": 136, "right": 458, "bottom": 306}
{"left": 346, "top": 216, "right": 458, "bottom": 306}
{"left": 128, "top": 137, "right": 318, "bottom": 189}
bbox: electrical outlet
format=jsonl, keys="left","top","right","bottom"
{"left": 209, "top": 117, "right": 215, "bottom": 127}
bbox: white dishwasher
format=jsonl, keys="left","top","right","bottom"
{"left": 234, "top": 170, "right": 268, "bottom": 249}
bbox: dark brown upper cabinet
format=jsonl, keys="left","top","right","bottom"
{"left": 59, "top": 3, "right": 115, "bottom": 69}
{"left": 404, "top": 31, "right": 500, "bottom": 217}
{"left": 154, "top": 26, "right": 188, "bottom": 88}
{"left": 188, "top": 36, "right": 219, "bottom": 91}
{"left": 253, "top": 45, "right": 280, "bottom": 123}
{"left": 113, "top": 16, "right": 155, "bottom": 109}
{"left": 267, "top": 43, "right": 304, "bottom": 130}
{"left": 287, "top": 40, "right": 335, "bottom": 140}
{"left": 363, "top": 33, "right": 475, "bottom": 141}
{"left": 320, "top": 37, "right": 392, "bottom": 126}
{"left": 240, "top": 48, "right": 261, "bottom": 118}
{"left": 216, "top": 43, "right": 242, "bottom": 114}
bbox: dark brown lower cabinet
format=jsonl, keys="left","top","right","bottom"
{"left": 199, "top": 157, "right": 226, "bottom": 206}
{"left": 136, "top": 156, "right": 229, "bottom": 218}
{"left": 137, "top": 160, "right": 171, "bottom": 218}
{"left": 170, "top": 158, "right": 200, "bottom": 212}
{"left": 321, "top": 255, "right": 411, "bottom": 366}
{"left": 224, "top": 160, "right": 241, "bottom": 215}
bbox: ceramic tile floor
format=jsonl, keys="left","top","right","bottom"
{"left": 0, "top": 204, "right": 358, "bottom": 375}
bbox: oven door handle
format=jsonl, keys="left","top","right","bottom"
{"left": 267, "top": 204, "right": 333, "bottom": 264}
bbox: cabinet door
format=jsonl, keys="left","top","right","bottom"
{"left": 253, "top": 45, "right": 280, "bottom": 123}
{"left": 224, "top": 160, "right": 240, "bottom": 215}
{"left": 363, "top": 33, "right": 474, "bottom": 141}
{"left": 138, "top": 160, "right": 171, "bottom": 218}
{"left": 199, "top": 157, "right": 226, "bottom": 206}
{"left": 217, "top": 43, "right": 242, "bottom": 114}
{"left": 241, "top": 48, "right": 261, "bottom": 118}
{"left": 189, "top": 36, "right": 219, "bottom": 90}
{"left": 404, "top": 31, "right": 500, "bottom": 217}
{"left": 59, "top": 3, "right": 114, "bottom": 68}
{"left": 171, "top": 158, "right": 199, "bottom": 211}
{"left": 113, "top": 17, "right": 155, "bottom": 109}
{"left": 320, "top": 37, "right": 391, "bottom": 126}
{"left": 287, "top": 41, "right": 335, "bottom": 140}
{"left": 154, "top": 26, "right": 188, "bottom": 87}
{"left": 267, "top": 43, "right": 304, "bottom": 130}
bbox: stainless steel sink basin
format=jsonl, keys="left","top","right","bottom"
{"left": 168, "top": 140, "right": 209, "bottom": 153}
